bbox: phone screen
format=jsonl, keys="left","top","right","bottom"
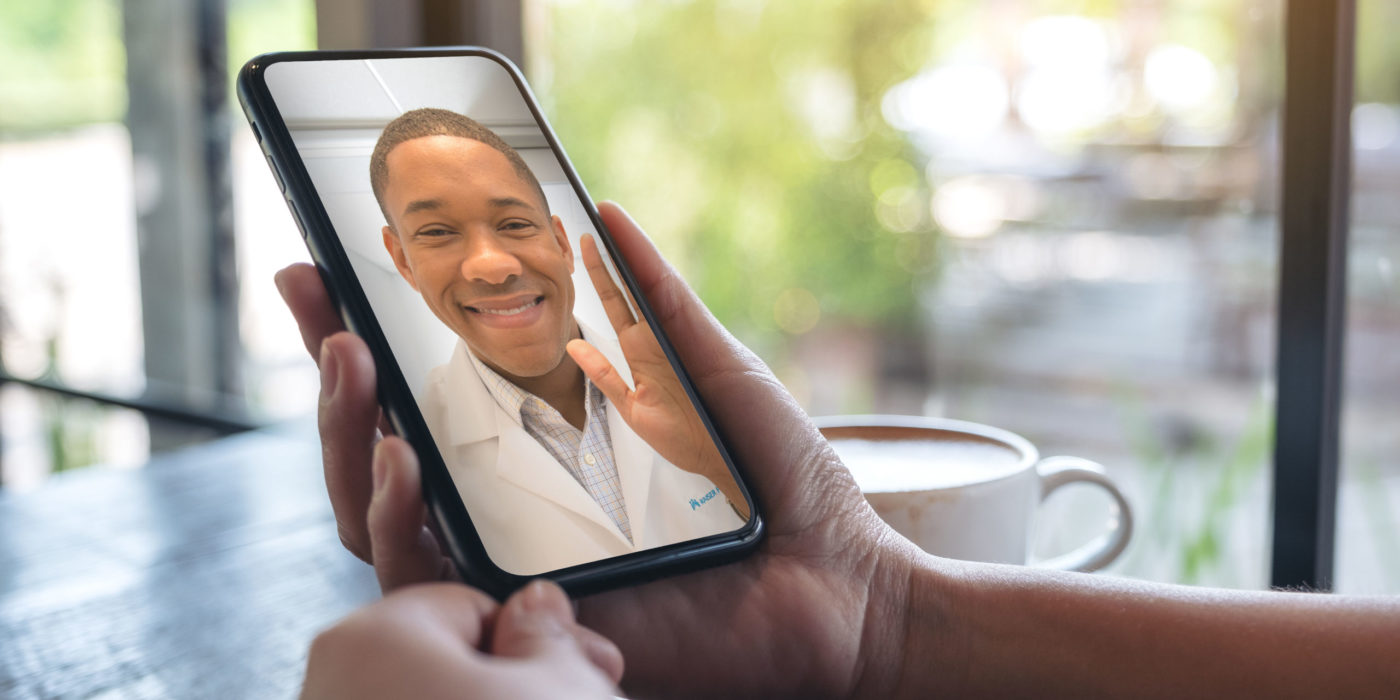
{"left": 260, "top": 54, "right": 754, "bottom": 578}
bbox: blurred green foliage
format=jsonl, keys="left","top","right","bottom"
{"left": 537, "top": 0, "right": 1400, "bottom": 355}
{"left": 0, "top": 0, "right": 125, "bottom": 132}
{"left": 227, "top": 0, "right": 317, "bottom": 88}
{"left": 1120, "top": 390, "right": 1273, "bottom": 587}
{"left": 0, "top": 0, "right": 315, "bottom": 136}
{"left": 1357, "top": 0, "right": 1400, "bottom": 103}
{"left": 540, "top": 0, "right": 942, "bottom": 353}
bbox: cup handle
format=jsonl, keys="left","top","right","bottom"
{"left": 1031, "top": 456, "right": 1134, "bottom": 572}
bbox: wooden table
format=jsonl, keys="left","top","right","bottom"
{"left": 0, "top": 422, "right": 380, "bottom": 699}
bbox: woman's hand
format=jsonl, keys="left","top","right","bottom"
{"left": 301, "top": 580, "right": 623, "bottom": 700}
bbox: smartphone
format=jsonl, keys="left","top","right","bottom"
{"left": 238, "top": 48, "right": 762, "bottom": 598}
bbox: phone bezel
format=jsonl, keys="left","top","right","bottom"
{"left": 237, "top": 47, "right": 763, "bottom": 599}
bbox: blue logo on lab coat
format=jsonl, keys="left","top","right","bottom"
{"left": 689, "top": 488, "right": 720, "bottom": 511}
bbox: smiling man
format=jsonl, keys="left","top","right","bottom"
{"left": 370, "top": 108, "right": 746, "bottom": 575}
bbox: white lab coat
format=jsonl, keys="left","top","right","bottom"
{"left": 421, "top": 321, "right": 745, "bottom": 576}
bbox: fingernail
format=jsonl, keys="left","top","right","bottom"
{"left": 273, "top": 269, "right": 288, "bottom": 299}
{"left": 520, "top": 580, "right": 566, "bottom": 619}
{"left": 320, "top": 340, "right": 339, "bottom": 398}
{"left": 372, "top": 441, "right": 389, "bottom": 492}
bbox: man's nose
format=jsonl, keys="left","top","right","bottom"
{"left": 460, "top": 234, "right": 522, "bottom": 285}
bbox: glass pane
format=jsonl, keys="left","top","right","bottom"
{"left": 1338, "top": 0, "right": 1400, "bottom": 594}
{"left": 538, "top": 0, "right": 1283, "bottom": 587}
{"left": 0, "top": 0, "right": 149, "bottom": 482}
{"left": 0, "top": 0, "right": 316, "bottom": 486}
{"left": 0, "top": 384, "right": 150, "bottom": 492}
{"left": 229, "top": 0, "right": 318, "bottom": 421}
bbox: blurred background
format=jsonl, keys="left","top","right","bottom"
{"left": 1, "top": 0, "right": 1396, "bottom": 592}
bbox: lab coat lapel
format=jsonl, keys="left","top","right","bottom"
{"left": 437, "top": 340, "right": 499, "bottom": 448}
{"left": 493, "top": 411, "right": 633, "bottom": 547}
{"left": 441, "top": 338, "right": 630, "bottom": 546}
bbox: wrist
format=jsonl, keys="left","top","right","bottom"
{"left": 850, "top": 539, "right": 968, "bottom": 699}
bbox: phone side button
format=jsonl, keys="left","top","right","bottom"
{"left": 288, "top": 202, "right": 307, "bottom": 238}
{"left": 266, "top": 156, "right": 285, "bottom": 192}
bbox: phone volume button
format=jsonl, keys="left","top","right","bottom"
{"left": 266, "top": 156, "right": 285, "bottom": 192}
{"left": 288, "top": 202, "right": 307, "bottom": 238}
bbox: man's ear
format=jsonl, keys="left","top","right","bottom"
{"left": 381, "top": 225, "right": 419, "bottom": 291}
{"left": 551, "top": 215, "right": 574, "bottom": 274}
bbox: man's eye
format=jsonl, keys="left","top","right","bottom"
{"left": 500, "top": 220, "right": 537, "bottom": 235}
{"left": 417, "top": 228, "right": 455, "bottom": 238}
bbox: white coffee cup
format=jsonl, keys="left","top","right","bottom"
{"left": 817, "top": 415, "right": 1133, "bottom": 572}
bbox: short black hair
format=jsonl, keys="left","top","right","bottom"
{"left": 369, "top": 107, "right": 549, "bottom": 225}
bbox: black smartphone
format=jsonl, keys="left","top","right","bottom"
{"left": 238, "top": 48, "right": 762, "bottom": 598}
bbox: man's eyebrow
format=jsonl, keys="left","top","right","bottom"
{"left": 401, "top": 198, "right": 444, "bottom": 217}
{"left": 489, "top": 196, "right": 538, "bottom": 211}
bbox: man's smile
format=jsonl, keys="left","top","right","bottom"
{"left": 463, "top": 293, "right": 547, "bottom": 329}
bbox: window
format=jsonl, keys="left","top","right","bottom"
{"left": 0, "top": 0, "right": 315, "bottom": 488}
{"left": 534, "top": 0, "right": 1395, "bottom": 590}
{"left": 1338, "top": 0, "right": 1400, "bottom": 593}
{"left": 4, "top": 0, "right": 1391, "bottom": 592}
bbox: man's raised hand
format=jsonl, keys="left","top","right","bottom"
{"left": 565, "top": 233, "right": 746, "bottom": 513}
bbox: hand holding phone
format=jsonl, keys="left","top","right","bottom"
{"left": 276, "top": 201, "right": 915, "bottom": 697}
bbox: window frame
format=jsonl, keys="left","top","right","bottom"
{"left": 1269, "top": 0, "right": 1355, "bottom": 590}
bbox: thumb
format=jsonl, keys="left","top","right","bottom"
{"left": 367, "top": 437, "right": 449, "bottom": 592}
{"left": 493, "top": 580, "right": 625, "bottom": 685}
{"left": 566, "top": 339, "right": 633, "bottom": 407}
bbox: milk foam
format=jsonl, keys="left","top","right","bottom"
{"left": 830, "top": 438, "right": 1024, "bottom": 492}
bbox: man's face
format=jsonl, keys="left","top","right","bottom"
{"left": 380, "top": 134, "right": 576, "bottom": 380}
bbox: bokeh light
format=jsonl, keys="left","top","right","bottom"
{"left": 882, "top": 63, "right": 1009, "bottom": 141}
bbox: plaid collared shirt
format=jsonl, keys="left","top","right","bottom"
{"left": 468, "top": 350, "right": 633, "bottom": 543}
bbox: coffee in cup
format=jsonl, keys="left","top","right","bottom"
{"left": 817, "top": 415, "right": 1133, "bottom": 571}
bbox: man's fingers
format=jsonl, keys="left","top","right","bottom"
{"left": 580, "top": 234, "right": 637, "bottom": 333}
{"left": 565, "top": 339, "right": 632, "bottom": 408}
{"left": 367, "top": 437, "right": 450, "bottom": 592}
{"left": 493, "top": 581, "right": 626, "bottom": 685}
{"left": 584, "top": 232, "right": 647, "bottom": 330}
{"left": 318, "top": 332, "right": 382, "bottom": 564}
{"left": 592, "top": 203, "right": 741, "bottom": 380}
{"left": 593, "top": 202, "right": 853, "bottom": 533}
{"left": 275, "top": 263, "right": 344, "bottom": 359}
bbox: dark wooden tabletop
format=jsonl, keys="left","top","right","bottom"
{"left": 0, "top": 421, "right": 380, "bottom": 699}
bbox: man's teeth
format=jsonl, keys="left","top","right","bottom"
{"left": 474, "top": 298, "right": 541, "bottom": 316}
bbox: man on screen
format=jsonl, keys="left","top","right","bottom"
{"left": 371, "top": 108, "right": 746, "bottom": 575}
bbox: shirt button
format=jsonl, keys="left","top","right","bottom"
{"left": 584, "top": 453, "right": 596, "bottom": 466}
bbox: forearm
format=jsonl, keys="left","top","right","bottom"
{"left": 888, "top": 555, "right": 1400, "bottom": 697}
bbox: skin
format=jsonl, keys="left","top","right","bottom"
{"left": 379, "top": 135, "right": 583, "bottom": 424}
{"left": 279, "top": 202, "right": 1400, "bottom": 698}
{"left": 567, "top": 233, "right": 748, "bottom": 518}
{"left": 300, "top": 580, "right": 623, "bottom": 700}
{"left": 378, "top": 135, "right": 745, "bottom": 505}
